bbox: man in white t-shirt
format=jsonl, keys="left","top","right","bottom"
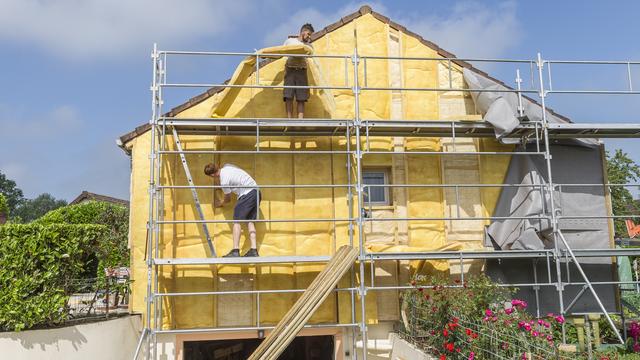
{"left": 283, "top": 23, "right": 314, "bottom": 119}
{"left": 204, "top": 163, "right": 261, "bottom": 257}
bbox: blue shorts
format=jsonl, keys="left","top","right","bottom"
{"left": 233, "top": 190, "right": 261, "bottom": 221}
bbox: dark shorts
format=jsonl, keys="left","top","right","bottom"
{"left": 233, "top": 190, "right": 261, "bottom": 221}
{"left": 283, "top": 67, "right": 309, "bottom": 102}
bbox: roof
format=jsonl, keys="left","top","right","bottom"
{"left": 70, "top": 191, "right": 130, "bottom": 207}
{"left": 117, "top": 4, "right": 570, "bottom": 152}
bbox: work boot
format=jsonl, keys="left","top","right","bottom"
{"left": 243, "top": 248, "right": 259, "bottom": 257}
{"left": 223, "top": 249, "right": 240, "bottom": 258}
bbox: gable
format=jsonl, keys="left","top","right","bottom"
{"left": 117, "top": 5, "right": 570, "bottom": 152}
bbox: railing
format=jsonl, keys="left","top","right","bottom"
{"left": 66, "top": 277, "right": 130, "bottom": 323}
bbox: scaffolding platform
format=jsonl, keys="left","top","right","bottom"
{"left": 160, "top": 118, "right": 640, "bottom": 139}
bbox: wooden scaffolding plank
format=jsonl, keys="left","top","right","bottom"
{"left": 247, "top": 245, "right": 358, "bottom": 360}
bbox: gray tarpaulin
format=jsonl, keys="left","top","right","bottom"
{"left": 483, "top": 142, "right": 615, "bottom": 314}
{"left": 462, "top": 68, "right": 596, "bottom": 146}
{"left": 462, "top": 67, "right": 607, "bottom": 252}
{"left": 486, "top": 144, "right": 610, "bottom": 254}
{"left": 463, "top": 68, "right": 616, "bottom": 313}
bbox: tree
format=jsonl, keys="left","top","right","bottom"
{"left": 0, "top": 194, "right": 8, "bottom": 224}
{"left": 606, "top": 149, "right": 640, "bottom": 238}
{"left": 13, "top": 193, "right": 67, "bottom": 223}
{"left": 0, "top": 171, "right": 24, "bottom": 214}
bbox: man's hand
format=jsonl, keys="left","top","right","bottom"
{"left": 214, "top": 193, "right": 232, "bottom": 208}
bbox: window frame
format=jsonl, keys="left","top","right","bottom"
{"left": 362, "top": 168, "right": 391, "bottom": 206}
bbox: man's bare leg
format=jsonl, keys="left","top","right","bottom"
{"left": 286, "top": 99, "right": 294, "bottom": 118}
{"left": 223, "top": 222, "right": 243, "bottom": 257}
{"left": 248, "top": 222, "right": 257, "bottom": 249}
{"left": 232, "top": 223, "right": 242, "bottom": 249}
{"left": 297, "top": 101, "right": 305, "bottom": 119}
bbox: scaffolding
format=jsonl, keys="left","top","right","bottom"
{"left": 134, "top": 45, "right": 640, "bottom": 359}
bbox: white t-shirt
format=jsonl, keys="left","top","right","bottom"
{"left": 219, "top": 164, "right": 257, "bottom": 198}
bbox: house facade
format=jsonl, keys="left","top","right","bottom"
{"left": 118, "top": 6, "right": 613, "bottom": 359}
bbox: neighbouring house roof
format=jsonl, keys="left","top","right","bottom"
{"left": 70, "top": 191, "right": 130, "bottom": 207}
{"left": 116, "top": 5, "right": 571, "bottom": 153}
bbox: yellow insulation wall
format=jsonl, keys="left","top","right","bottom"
{"left": 128, "top": 13, "right": 511, "bottom": 329}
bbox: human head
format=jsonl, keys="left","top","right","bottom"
{"left": 204, "top": 163, "right": 220, "bottom": 178}
{"left": 300, "top": 23, "right": 314, "bottom": 43}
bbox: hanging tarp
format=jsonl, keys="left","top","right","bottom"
{"left": 486, "top": 144, "right": 610, "bottom": 252}
{"left": 462, "top": 68, "right": 597, "bottom": 146}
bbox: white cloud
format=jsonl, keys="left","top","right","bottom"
{"left": 0, "top": 0, "right": 252, "bottom": 60}
{"left": 399, "top": 1, "right": 520, "bottom": 59}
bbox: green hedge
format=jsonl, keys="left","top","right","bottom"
{"left": 36, "top": 201, "right": 129, "bottom": 283}
{"left": 0, "top": 223, "right": 107, "bottom": 331}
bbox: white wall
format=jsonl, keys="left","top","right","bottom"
{"left": 0, "top": 315, "right": 142, "bottom": 360}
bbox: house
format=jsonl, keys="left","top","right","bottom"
{"left": 117, "top": 5, "right": 615, "bottom": 359}
{"left": 70, "top": 190, "right": 130, "bottom": 207}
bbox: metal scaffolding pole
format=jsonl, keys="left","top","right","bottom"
{"left": 135, "top": 47, "right": 640, "bottom": 359}
{"left": 352, "top": 48, "right": 369, "bottom": 360}
{"left": 535, "top": 53, "right": 567, "bottom": 339}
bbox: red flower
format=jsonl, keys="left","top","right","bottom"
{"left": 466, "top": 328, "right": 472, "bottom": 336}
{"left": 440, "top": 356, "right": 446, "bottom": 360}
{"left": 445, "top": 343, "right": 455, "bottom": 352}
{"left": 424, "top": 294, "right": 431, "bottom": 300}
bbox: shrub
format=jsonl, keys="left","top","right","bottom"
{"left": 0, "top": 223, "right": 108, "bottom": 331}
{"left": 403, "top": 275, "right": 564, "bottom": 359}
{"left": 36, "top": 201, "right": 129, "bottom": 283}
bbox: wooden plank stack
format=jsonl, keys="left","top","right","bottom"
{"left": 248, "top": 245, "right": 358, "bottom": 360}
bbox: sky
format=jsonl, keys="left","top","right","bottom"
{"left": 0, "top": 0, "right": 639, "bottom": 202}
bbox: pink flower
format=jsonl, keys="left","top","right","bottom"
{"left": 555, "top": 315, "right": 565, "bottom": 324}
{"left": 532, "top": 331, "right": 539, "bottom": 337}
{"left": 543, "top": 321, "right": 550, "bottom": 328}
{"left": 505, "top": 308, "right": 514, "bottom": 315}
{"left": 468, "top": 352, "right": 475, "bottom": 360}
{"left": 511, "top": 299, "right": 528, "bottom": 309}
{"left": 485, "top": 309, "right": 494, "bottom": 317}
{"left": 633, "top": 342, "right": 640, "bottom": 353}
{"left": 518, "top": 321, "right": 525, "bottom": 328}
{"left": 546, "top": 335, "right": 553, "bottom": 341}
{"left": 537, "top": 319, "right": 544, "bottom": 325}
{"left": 524, "top": 323, "right": 532, "bottom": 331}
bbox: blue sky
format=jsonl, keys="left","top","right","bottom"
{"left": 0, "top": 0, "right": 639, "bottom": 201}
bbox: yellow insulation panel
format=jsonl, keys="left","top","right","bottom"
{"left": 128, "top": 13, "right": 514, "bottom": 329}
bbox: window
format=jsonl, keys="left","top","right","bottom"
{"left": 363, "top": 169, "right": 390, "bottom": 205}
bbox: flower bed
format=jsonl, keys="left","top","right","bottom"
{"left": 403, "top": 275, "right": 572, "bottom": 359}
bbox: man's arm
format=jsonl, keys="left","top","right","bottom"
{"left": 214, "top": 193, "right": 232, "bottom": 208}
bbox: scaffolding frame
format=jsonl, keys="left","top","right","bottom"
{"left": 134, "top": 45, "right": 640, "bottom": 359}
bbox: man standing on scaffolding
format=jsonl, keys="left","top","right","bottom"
{"left": 283, "top": 23, "right": 314, "bottom": 118}
{"left": 204, "top": 163, "right": 261, "bottom": 257}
